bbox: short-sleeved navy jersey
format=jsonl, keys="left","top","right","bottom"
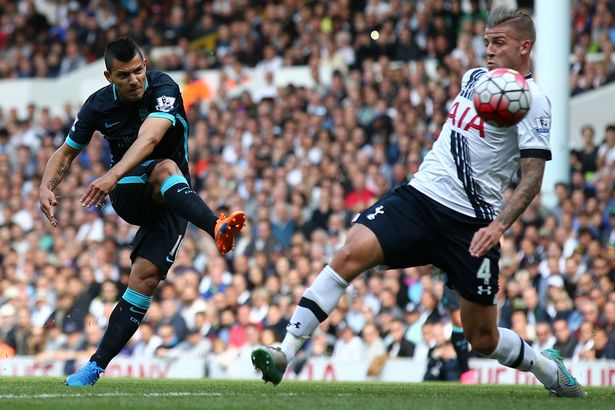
{"left": 66, "top": 71, "right": 189, "bottom": 170}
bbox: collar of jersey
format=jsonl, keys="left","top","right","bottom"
{"left": 112, "top": 77, "right": 149, "bottom": 101}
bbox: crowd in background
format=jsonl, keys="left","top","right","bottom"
{"left": 1, "top": 0, "right": 615, "bottom": 94}
{"left": 1, "top": 0, "right": 615, "bottom": 381}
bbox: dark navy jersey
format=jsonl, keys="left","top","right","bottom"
{"left": 66, "top": 71, "right": 189, "bottom": 170}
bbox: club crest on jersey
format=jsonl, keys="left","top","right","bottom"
{"left": 535, "top": 116, "right": 550, "bottom": 134}
{"left": 155, "top": 96, "right": 176, "bottom": 112}
{"left": 367, "top": 205, "right": 384, "bottom": 220}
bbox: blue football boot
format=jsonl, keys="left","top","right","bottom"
{"left": 65, "top": 361, "right": 104, "bottom": 386}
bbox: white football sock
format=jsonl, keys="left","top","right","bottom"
{"left": 488, "top": 327, "right": 557, "bottom": 387}
{"left": 280, "top": 265, "right": 349, "bottom": 361}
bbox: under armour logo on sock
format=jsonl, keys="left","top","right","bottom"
{"left": 288, "top": 321, "right": 301, "bottom": 329}
{"left": 367, "top": 205, "right": 384, "bottom": 220}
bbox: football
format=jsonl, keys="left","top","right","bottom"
{"left": 472, "top": 68, "right": 532, "bottom": 128}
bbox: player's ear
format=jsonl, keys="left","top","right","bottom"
{"left": 143, "top": 57, "right": 147, "bottom": 68}
{"left": 104, "top": 70, "right": 112, "bottom": 84}
{"left": 520, "top": 39, "right": 532, "bottom": 56}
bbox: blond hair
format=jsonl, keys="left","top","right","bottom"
{"left": 487, "top": 7, "right": 536, "bottom": 44}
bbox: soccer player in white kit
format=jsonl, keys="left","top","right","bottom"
{"left": 253, "top": 7, "right": 585, "bottom": 397}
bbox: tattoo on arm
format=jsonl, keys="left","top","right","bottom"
{"left": 49, "top": 163, "right": 69, "bottom": 191}
{"left": 496, "top": 157, "right": 545, "bottom": 229}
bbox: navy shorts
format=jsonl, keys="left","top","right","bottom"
{"left": 109, "top": 159, "right": 188, "bottom": 275}
{"left": 354, "top": 185, "right": 500, "bottom": 305}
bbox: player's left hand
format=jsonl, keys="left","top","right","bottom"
{"left": 469, "top": 220, "right": 506, "bottom": 258}
{"left": 80, "top": 172, "right": 119, "bottom": 208}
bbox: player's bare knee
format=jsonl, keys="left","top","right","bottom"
{"left": 129, "top": 264, "right": 162, "bottom": 294}
{"left": 144, "top": 278, "right": 159, "bottom": 292}
{"left": 330, "top": 242, "right": 372, "bottom": 281}
{"left": 331, "top": 245, "right": 354, "bottom": 272}
{"left": 134, "top": 273, "right": 160, "bottom": 293}
{"left": 151, "top": 159, "right": 179, "bottom": 184}
{"left": 466, "top": 329, "right": 498, "bottom": 354}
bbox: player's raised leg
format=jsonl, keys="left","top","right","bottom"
{"left": 460, "top": 297, "right": 586, "bottom": 397}
{"left": 149, "top": 160, "right": 245, "bottom": 255}
{"left": 66, "top": 257, "right": 160, "bottom": 386}
{"left": 251, "top": 223, "right": 384, "bottom": 384}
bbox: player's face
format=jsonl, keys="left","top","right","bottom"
{"left": 104, "top": 55, "right": 147, "bottom": 102}
{"left": 483, "top": 25, "right": 531, "bottom": 73}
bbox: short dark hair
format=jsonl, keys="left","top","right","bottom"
{"left": 487, "top": 7, "right": 536, "bottom": 44}
{"left": 104, "top": 37, "right": 143, "bottom": 71}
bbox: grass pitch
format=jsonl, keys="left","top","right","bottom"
{"left": 0, "top": 378, "right": 612, "bottom": 410}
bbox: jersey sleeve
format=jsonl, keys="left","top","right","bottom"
{"left": 65, "top": 98, "right": 96, "bottom": 150}
{"left": 147, "top": 73, "right": 181, "bottom": 126}
{"left": 517, "top": 90, "right": 552, "bottom": 161}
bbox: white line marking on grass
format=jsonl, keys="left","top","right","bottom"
{"left": 0, "top": 392, "right": 223, "bottom": 399}
{"left": 0, "top": 392, "right": 314, "bottom": 400}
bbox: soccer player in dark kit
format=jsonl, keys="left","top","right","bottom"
{"left": 39, "top": 37, "right": 245, "bottom": 386}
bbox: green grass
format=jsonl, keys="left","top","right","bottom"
{"left": 0, "top": 378, "right": 613, "bottom": 410}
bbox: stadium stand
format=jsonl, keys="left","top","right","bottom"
{"left": 1, "top": 0, "right": 615, "bottom": 381}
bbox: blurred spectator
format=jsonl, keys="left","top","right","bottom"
{"left": 1, "top": 0, "right": 615, "bottom": 378}
{"left": 573, "top": 321, "right": 596, "bottom": 361}
{"left": 0, "top": 320, "right": 16, "bottom": 358}
{"left": 552, "top": 318, "right": 578, "bottom": 358}
{"left": 332, "top": 320, "right": 364, "bottom": 362}
{"left": 361, "top": 322, "right": 386, "bottom": 362}
{"left": 154, "top": 322, "right": 179, "bottom": 358}
{"left": 533, "top": 321, "right": 557, "bottom": 351}
{"left": 159, "top": 299, "right": 189, "bottom": 342}
{"left": 264, "top": 303, "right": 288, "bottom": 342}
{"left": 131, "top": 321, "right": 162, "bottom": 358}
{"left": 597, "top": 125, "right": 615, "bottom": 169}
{"left": 423, "top": 323, "right": 459, "bottom": 382}
{"left": 574, "top": 125, "right": 599, "bottom": 177}
{"left": 165, "top": 327, "right": 212, "bottom": 359}
{"left": 89, "top": 279, "right": 119, "bottom": 329}
{"left": 4, "top": 306, "right": 32, "bottom": 355}
{"left": 385, "top": 318, "right": 415, "bottom": 358}
{"left": 27, "top": 326, "right": 46, "bottom": 356}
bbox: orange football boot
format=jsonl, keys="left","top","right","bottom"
{"left": 214, "top": 211, "right": 246, "bottom": 255}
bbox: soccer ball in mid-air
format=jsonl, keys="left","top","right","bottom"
{"left": 472, "top": 68, "right": 532, "bottom": 128}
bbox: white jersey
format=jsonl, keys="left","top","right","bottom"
{"left": 410, "top": 67, "right": 551, "bottom": 220}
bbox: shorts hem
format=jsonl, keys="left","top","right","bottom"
{"left": 129, "top": 252, "right": 171, "bottom": 279}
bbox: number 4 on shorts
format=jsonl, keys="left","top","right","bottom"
{"left": 476, "top": 258, "right": 491, "bottom": 284}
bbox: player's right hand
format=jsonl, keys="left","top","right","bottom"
{"left": 39, "top": 187, "right": 59, "bottom": 227}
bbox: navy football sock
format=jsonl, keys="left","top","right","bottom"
{"left": 161, "top": 174, "right": 217, "bottom": 237}
{"left": 90, "top": 288, "right": 151, "bottom": 368}
{"left": 451, "top": 326, "right": 471, "bottom": 373}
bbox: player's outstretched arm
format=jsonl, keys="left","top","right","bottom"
{"left": 39, "top": 143, "right": 81, "bottom": 226}
{"left": 470, "top": 157, "right": 545, "bottom": 257}
{"left": 80, "top": 117, "right": 171, "bottom": 207}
